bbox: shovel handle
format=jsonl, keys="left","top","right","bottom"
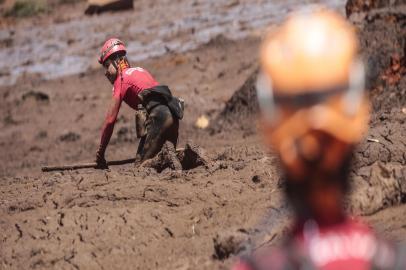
{"left": 41, "top": 158, "right": 136, "bottom": 172}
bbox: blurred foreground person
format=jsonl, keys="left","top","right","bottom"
{"left": 233, "top": 8, "right": 406, "bottom": 270}
{"left": 95, "top": 38, "right": 183, "bottom": 168}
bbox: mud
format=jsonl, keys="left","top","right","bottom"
{"left": 209, "top": 0, "right": 406, "bottom": 257}
{"left": 211, "top": 69, "right": 259, "bottom": 134}
{"left": 0, "top": 32, "right": 272, "bottom": 269}
{"left": 213, "top": 230, "right": 250, "bottom": 260}
{"left": 345, "top": 0, "right": 404, "bottom": 16}
{"left": 349, "top": 162, "right": 405, "bottom": 215}
{"left": 214, "top": 2, "right": 406, "bottom": 170}
{"left": 1, "top": 0, "right": 406, "bottom": 269}
{"left": 0, "top": 0, "right": 346, "bottom": 86}
{"left": 349, "top": 3, "right": 406, "bottom": 214}
{"left": 140, "top": 141, "right": 210, "bottom": 173}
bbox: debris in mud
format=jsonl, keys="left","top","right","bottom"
{"left": 252, "top": 175, "right": 261, "bottom": 184}
{"left": 59, "top": 131, "right": 81, "bottom": 142}
{"left": 353, "top": 109, "right": 405, "bottom": 169}
{"left": 141, "top": 142, "right": 210, "bottom": 173}
{"left": 213, "top": 230, "right": 250, "bottom": 260}
{"left": 195, "top": 115, "right": 209, "bottom": 129}
{"left": 85, "top": 0, "right": 133, "bottom": 15}
{"left": 21, "top": 90, "right": 49, "bottom": 103}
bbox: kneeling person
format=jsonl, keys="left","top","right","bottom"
{"left": 95, "top": 38, "right": 182, "bottom": 168}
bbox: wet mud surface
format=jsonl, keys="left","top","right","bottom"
{"left": 0, "top": 0, "right": 345, "bottom": 86}
{"left": 0, "top": 33, "right": 274, "bottom": 269}
{"left": 1, "top": 0, "right": 406, "bottom": 269}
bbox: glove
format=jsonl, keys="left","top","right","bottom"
{"left": 95, "top": 148, "right": 108, "bottom": 169}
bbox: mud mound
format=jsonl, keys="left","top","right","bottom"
{"left": 141, "top": 142, "right": 210, "bottom": 173}
{"left": 211, "top": 69, "right": 259, "bottom": 133}
{"left": 178, "top": 142, "right": 210, "bottom": 170}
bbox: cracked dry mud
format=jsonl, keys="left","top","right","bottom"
{"left": 1, "top": 0, "right": 406, "bottom": 269}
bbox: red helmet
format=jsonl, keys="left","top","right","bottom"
{"left": 98, "top": 38, "right": 127, "bottom": 64}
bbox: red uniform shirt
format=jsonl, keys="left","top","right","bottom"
{"left": 233, "top": 218, "right": 401, "bottom": 270}
{"left": 98, "top": 66, "right": 159, "bottom": 154}
{"left": 113, "top": 67, "right": 159, "bottom": 109}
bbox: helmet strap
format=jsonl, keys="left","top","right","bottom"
{"left": 111, "top": 56, "right": 130, "bottom": 74}
{"left": 117, "top": 57, "right": 130, "bottom": 72}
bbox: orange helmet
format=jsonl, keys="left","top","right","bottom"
{"left": 99, "top": 38, "right": 127, "bottom": 65}
{"left": 257, "top": 8, "right": 369, "bottom": 177}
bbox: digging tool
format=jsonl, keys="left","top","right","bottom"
{"left": 41, "top": 158, "right": 135, "bottom": 172}
{"left": 42, "top": 148, "right": 185, "bottom": 172}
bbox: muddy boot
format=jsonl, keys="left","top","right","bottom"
{"left": 141, "top": 142, "right": 182, "bottom": 172}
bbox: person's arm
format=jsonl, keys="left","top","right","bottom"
{"left": 96, "top": 96, "right": 122, "bottom": 167}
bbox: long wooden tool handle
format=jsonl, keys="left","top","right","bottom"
{"left": 107, "top": 158, "right": 135, "bottom": 166}
{"left": 41, "top": 158, "right": 136, "bottom": 172}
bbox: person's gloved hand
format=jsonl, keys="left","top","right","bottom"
{"left": 95, "top": 148, "right": 108, "bottom": 169}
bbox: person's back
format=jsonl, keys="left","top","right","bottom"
{"left": 232, "top": 7, "right": 406, "bottom": 270}
{"left": 113, "top": 66, "right": 158, "bottom": 110}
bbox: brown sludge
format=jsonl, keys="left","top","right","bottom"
{"left": 0, "top": 1, "right": 405, "bottom": 270}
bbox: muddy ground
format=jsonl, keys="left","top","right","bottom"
{"left": 0, "top": 1, "right": 405, "bottom": 270}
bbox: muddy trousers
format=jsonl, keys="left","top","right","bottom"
{"left": 135, "top": 104, "right": 179, "bottom": 163}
